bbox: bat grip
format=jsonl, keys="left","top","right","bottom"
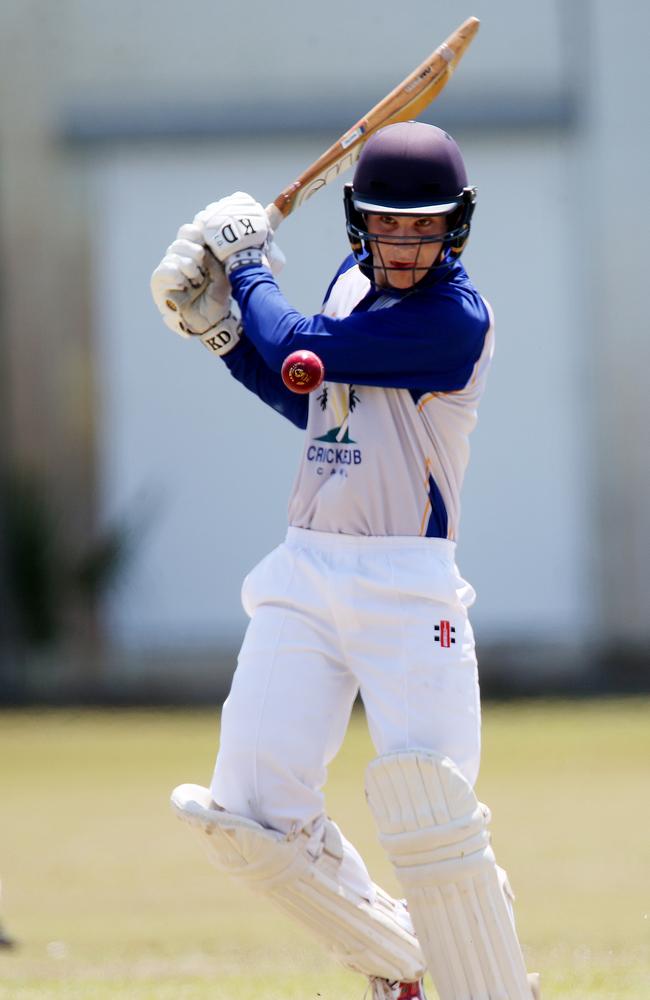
{"left": 265, "top": 202, "right": 285, "bottom": 233}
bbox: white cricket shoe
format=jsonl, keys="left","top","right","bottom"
{"left": 368, "top": 978, "right": 426, "bottom": 1000}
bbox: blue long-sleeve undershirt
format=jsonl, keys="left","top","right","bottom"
{"left": 222, "top": 257, "right": 489, "bottom": 427}
{"left": 222, "top": 334, "right": 308, "bottom": 428}
{"left": 229, "top": 260, "right": 489, "bottom": 393}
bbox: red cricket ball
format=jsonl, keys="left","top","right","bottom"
{"left": 281, "top": 349, "right": 325, "bottom": 394}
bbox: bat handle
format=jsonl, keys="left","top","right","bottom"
{"left": 266, "top": 201, "right": 285, "bottom": 233}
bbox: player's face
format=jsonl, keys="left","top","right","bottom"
{"left": 365, "top": 213, "right": 448, "bottom": 289}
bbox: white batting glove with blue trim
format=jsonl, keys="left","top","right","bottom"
{"left": 197, "top": 192, "right": 273, "bottom": 275}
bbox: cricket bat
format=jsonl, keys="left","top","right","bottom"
{"left": 266, "top": 16, "right": 480, "bottom": 230}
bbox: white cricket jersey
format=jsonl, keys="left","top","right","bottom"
{"left": 286, "top": 264, "right": 494, "bottom": 539}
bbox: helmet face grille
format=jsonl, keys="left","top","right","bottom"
{"left": 344, "top": 190, "right": 476, "bottom": 290}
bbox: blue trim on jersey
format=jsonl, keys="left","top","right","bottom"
{"left": 425, "top": 473, "right": 449, "bottom": 539}
{"left": 222, "top": 336, "right": 308, "bottom": 429}
{"left": 229, "top": 260, "right": 489, "bottom": 393}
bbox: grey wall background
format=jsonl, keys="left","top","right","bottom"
{"left": 0, "top": 1, "right": 648, "bottom": 697}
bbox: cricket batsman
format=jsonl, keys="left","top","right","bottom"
{"left": 151, "top": 121, "right": 540, "bottom": 999}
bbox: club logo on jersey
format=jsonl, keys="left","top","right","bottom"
{"left": 305, "top": 384, "right": 363, "bottom": 473}
{"left": 434, "top": 620, "right": 456, "bottom": 647}
{"left": 314, "top": 385, "right": 359, "bottom": 442}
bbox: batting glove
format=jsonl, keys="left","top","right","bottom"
{"left": 150, "top": 222, "right": 244, "bottom": 355}
{"left": 197, "top": 192, "right": 272, "bottom": 275}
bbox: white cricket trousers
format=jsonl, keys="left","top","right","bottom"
{"left": 211, "top": 527, "right": 481, "bottom": 835}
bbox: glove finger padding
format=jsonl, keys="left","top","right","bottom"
{"left": 151, "top": 258, "right": 194, "bottom": 337}
{"left": 151, "top": 240, "right": 233, "bottom": 339}
{"left": 176, "top": 222, "right": 205, "bottom": 245}
{"left": 165, "top": 240, "right": 207, "bottom": 286}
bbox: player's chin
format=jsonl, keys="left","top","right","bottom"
{"left": 385, "top": 267, "right": 427, "bottom": 290}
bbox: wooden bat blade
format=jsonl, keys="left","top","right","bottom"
{"left": 267, "top": 16, "right": 479, "bottom": 229}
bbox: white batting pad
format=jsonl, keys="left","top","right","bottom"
{"left": 365, "top": 753, "right": 533, "bottom": 1000}
{"left": 171, "top": 783, "right": 425, "bottom": 981}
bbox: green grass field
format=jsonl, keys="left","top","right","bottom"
{"left": 0, "top": 700, "right": 648, "bottom": 999}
